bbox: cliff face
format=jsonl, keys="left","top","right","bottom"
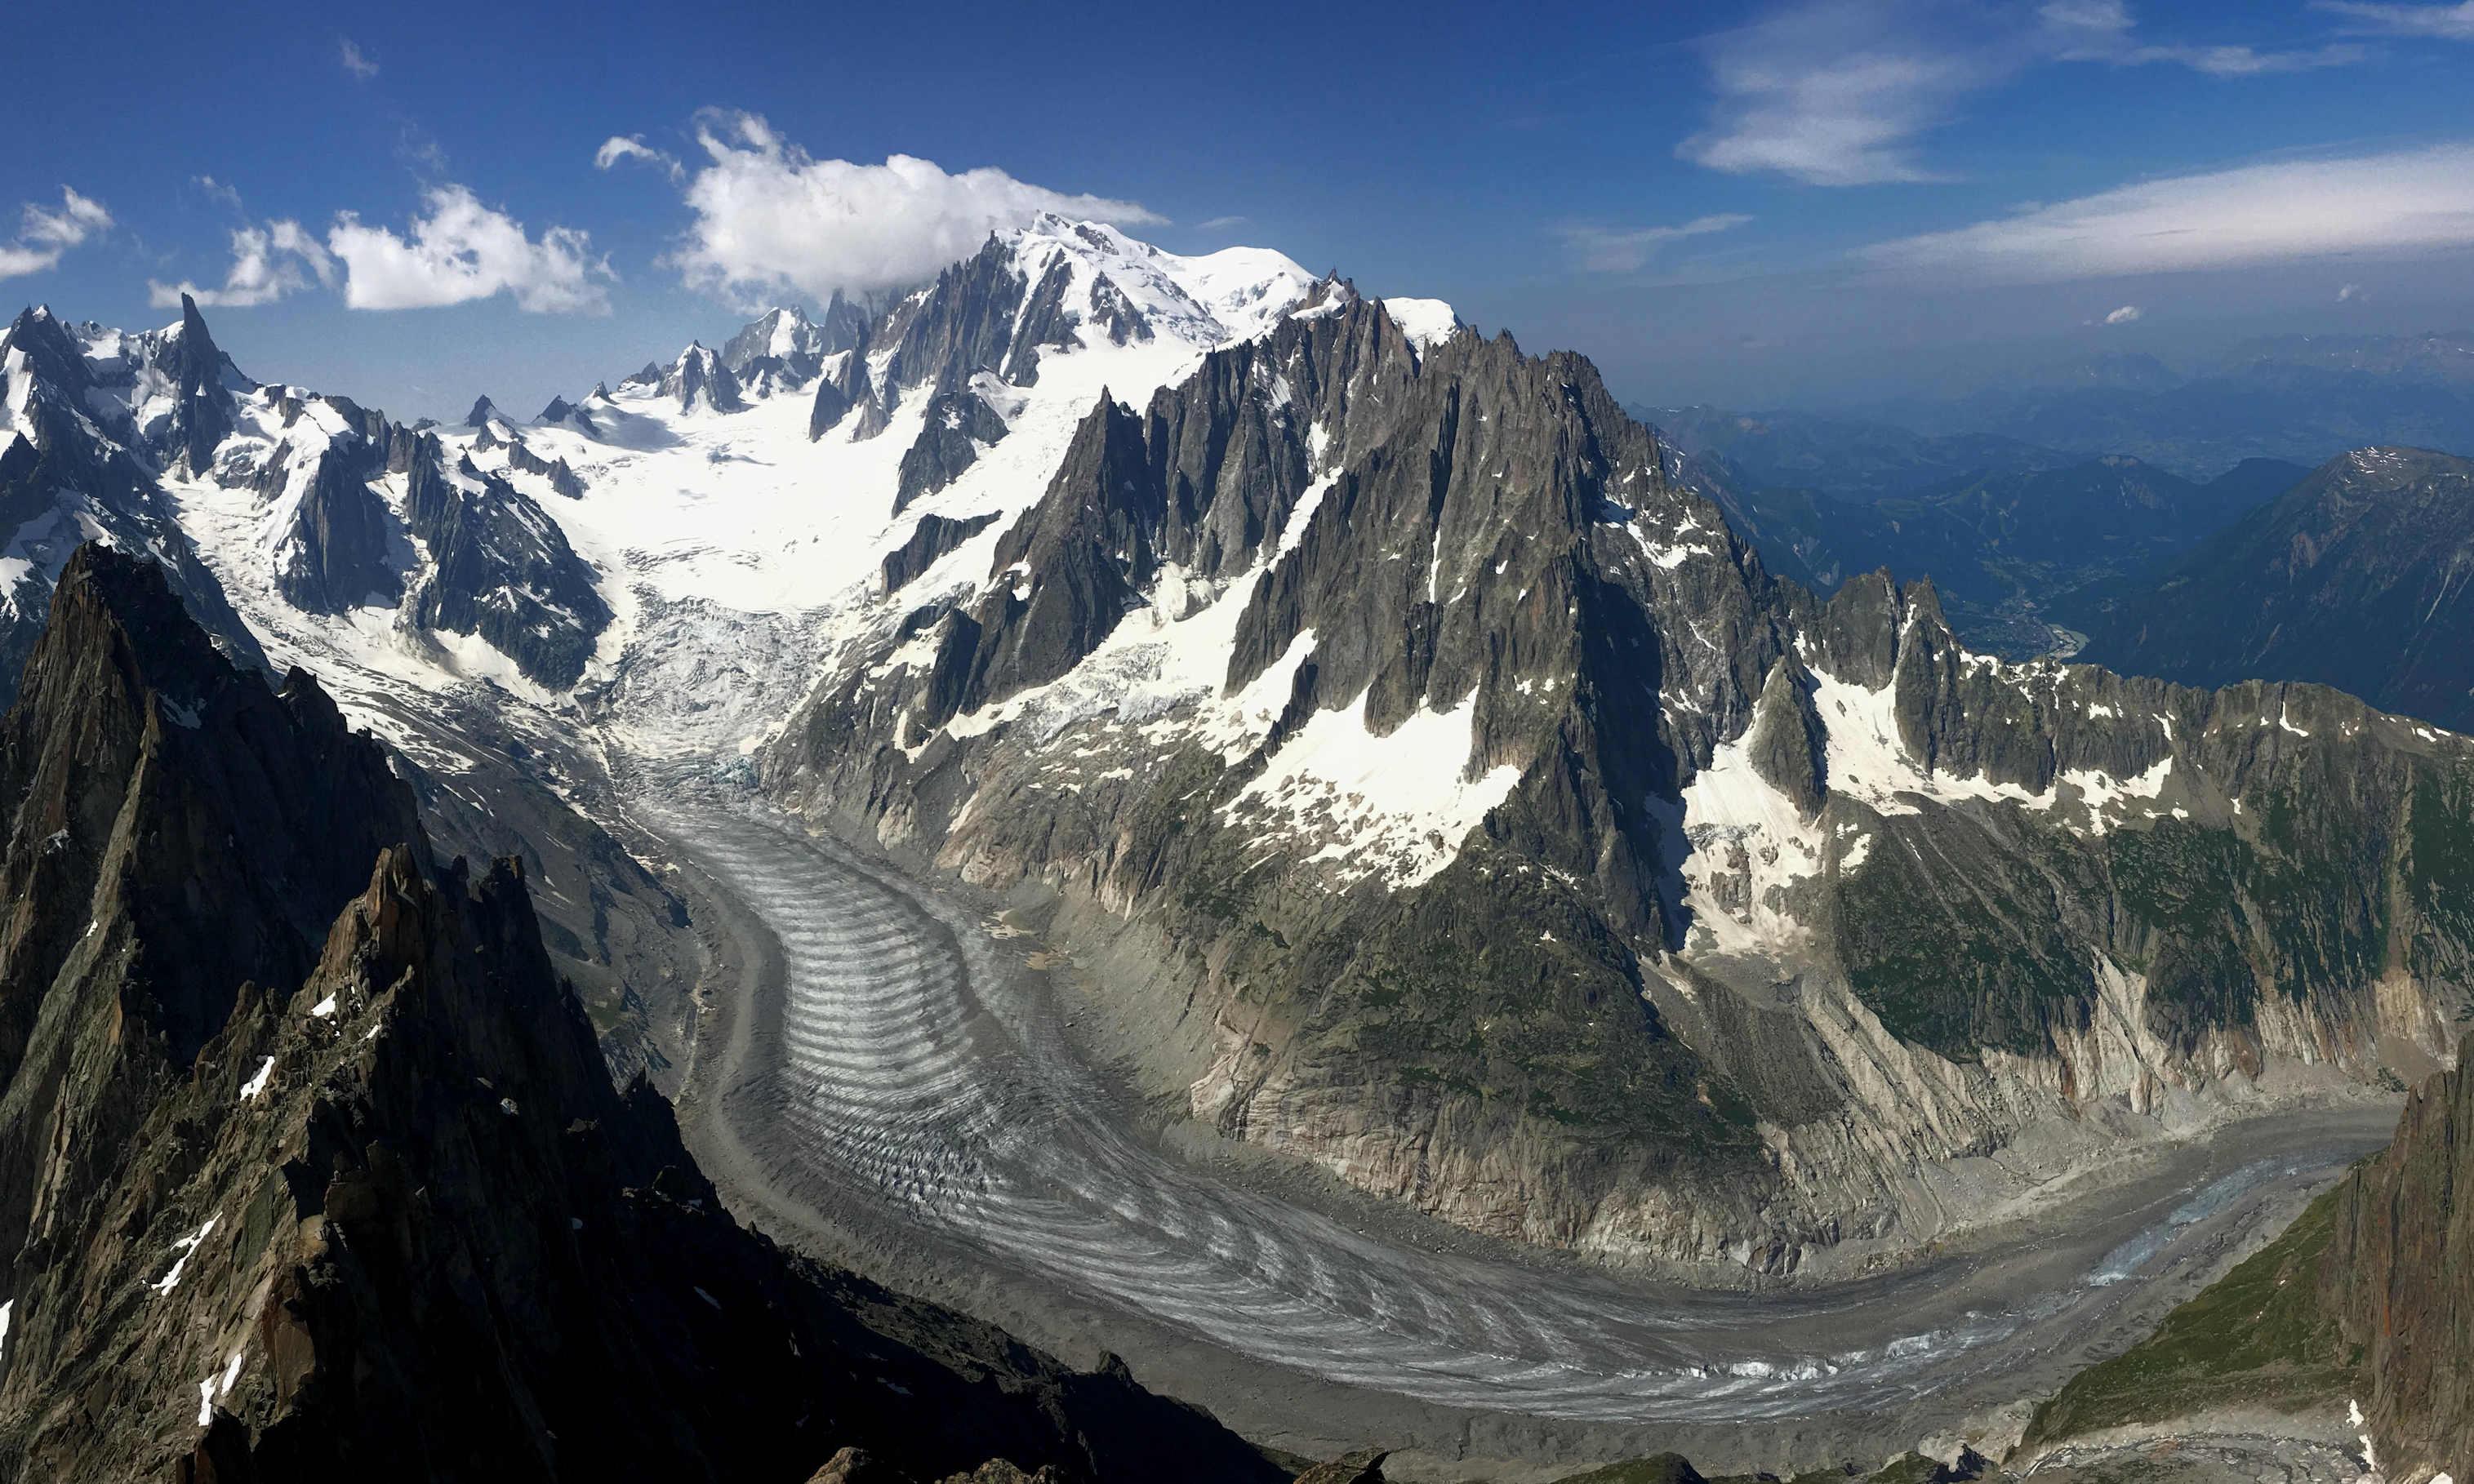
{"left": 2323, "top": 1030, "right": 2474, "bottom": 1484}
{"left": 0, "top": 546, "right": 1275, "bottom": 1482}
{"left": 769, "top": 292, "right": 2474, "bottom": 1274}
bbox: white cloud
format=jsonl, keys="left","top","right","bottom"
{"left": 658, "top": 111, "right": 1164, "bottom": 306}
{"left": 1859, "top": 144, "right": 2474, "bottom": 281}
{"left": 2104, "top": 304, "right": 2143, "bottom": 322}
{"left": 1684, "top": 1, "right": 2369, "bottom": 186}
{"left": 594, "top": 135, "right": 684, "bottom": 182}
{"left": 149, "top": 220, "right": 336, "bottom": 309}
{"left": 2314, "top": 1, "right": 2474, "bottom": 38}
{"left": 1195, "top": 215, "right": 1250, "bottom": 232}
{"left": 1561, "top": 214, "right": 1755, "bottom": 272}
{"left": 195, "top": 175, "right": 246, "bottom": 212}
{"left": 2338, "top": 281, "right": 2366, "bottom": 300}
{"left": 1680, "top": 3, "right": 2004, "bottom": 185}
{"left": 0, "top": 187, "right": 112, "bottom": 281}
{"left": 328, "top": 185, "right": 612, "bottom": 313}
{"left": 340, "top": 38, "right": 378, "bottom": 80}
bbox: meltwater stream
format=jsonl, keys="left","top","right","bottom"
{"left": 644, "top": 788, "right": 2383, "bottom": 1424}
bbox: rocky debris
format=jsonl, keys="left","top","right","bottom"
{"left": 0, "top": 545, "right": 1283, "bottom": 1482}
{"left": 892, "top": 387, "right": 1009, "bottom": 514}
{"left": 401, "top": 437, "right": 612, "bottom": 687}
{"left": 2323, "top": 1029, "right": 2474, "bottom": 1484}
{"left": 2083, "top": 447, "right": 2474, "bottom": 730}
{"left": 1291, "top": 1448, "right": 1388, "bottom": 1484}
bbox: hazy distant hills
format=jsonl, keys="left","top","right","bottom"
{"left": 1871, "top": 332, "right": 2474, "bottom": 477}
{"left": 2080, "top": 446, "right": 2474, "bottom": 732}
{"left": 1643, "top": 401, "right": 2307, "bottom": 655}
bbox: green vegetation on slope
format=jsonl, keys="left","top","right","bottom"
{"left": 2022, "top": 1187, "right": 2357, "bottom": 1446}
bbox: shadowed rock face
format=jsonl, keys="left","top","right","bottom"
{"left": 771, "top": 289, "right": 2474, "bottom": 1273}
{"left": 893, "top": 389, "right": 1010, "bottom": 515}
{"left": 276, "top": 448, "right": 404, "bottom": 613}
{"left": 2323, "top": 1032, "right": 2474, "bottom": 1484}
{"left": 400, "top": 436, "right": 612, "bottom": 688}
{"left": 0, "top": 548, "right": 1281, "bottom": 1482}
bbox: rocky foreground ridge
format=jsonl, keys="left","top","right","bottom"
{"left": 768, "top": 287, "right": 2474, "bottom": 1275}
{"left": 0, "top": 547, "right": 1275, "bottom": 1482}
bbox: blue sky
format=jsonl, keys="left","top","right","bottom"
{"left": 7, "top": 0, "right": 2472, "bottom": 420}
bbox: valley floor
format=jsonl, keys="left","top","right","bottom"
{"left": 639, "top": 775, "right": 2396, "bottom": 1481}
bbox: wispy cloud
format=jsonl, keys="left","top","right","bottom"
{"left": 2103, "top": 304, "right": 2143, "bottom": 322}
{"left": 340, "top": 38, "right": 378, "bottom": 81}
{"left": 1195, "top": 215, "right": 1249, "bottom": 232}
{"left": 648, "top": 110, "right": 1162, "bottom": 307}
{"left": 328, "top": 185, "right": 612, "bottom": 313}
{"left": 194, "top": 175, "right": 246, "bottom": 213}
{"left": 2313, "top": 1, "right": 2474, "bottom": 38}
{"left": 1561, "top": 214, "right": 1755, "bottom": 272}
{"left": 0, "top": 187, "right": 112, "bottom": 282}
{"left": 594, "top": 135, "right": 685, "bottom": 183}
{"left": 1859, "top": 143, "right": 2474, "bottom": 280}
{"left": 1680, "top": 2, "right": 2005, "bottom": 185}
{"left": 149, "top": 221, "right": 336, "bottom": 309}
{"left": 1684, "top": 0, "right": 2373, "bottom": 186}
{"left": 2338, "top": 281, "right": 2367, "bottom": 300}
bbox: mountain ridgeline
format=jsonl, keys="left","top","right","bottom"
{"left": 1644, "top": 403, "right": 2307, "bottom": 657}
{"left": 2080, "top": 446, "right": 2474, "bottom": 733}
{"left": 0, "top": 547, "right": 1275, "bottom": 1482}
{"left": 773, "top": 287, "right": 2474, "bottom": 1273}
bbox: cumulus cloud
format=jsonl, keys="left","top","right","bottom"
{"left": 328, "top": 184, "right": 612, "bottom": 313}
{"left": 340, "top": 38, "right": 378, "bottom": 81}
{"left": 2313, "top": 1, "right": 2474, "bottom": 38}
{"left": 0, "top": 187, "right": 112, "bottom": 281}
{"left": 594, "top": 135, "right": 683, "bottom": 182}
{"left": 149, "top": 221, "right": 336, "bottom": 309}
{"left": 1561, "top": 214, "right": 1755, "bottom": 272}
{"left": 1684, "top": 0, "right": 2369, "bottom": 186}
{"left": 656, "top": 111, "right": 1163, "bottom": 306}
{"left": 1859, "top": 144, "right": 2474, "bottom": 281}
{"left": 2104, "top": 304, "right": 2143, "bottom": 323}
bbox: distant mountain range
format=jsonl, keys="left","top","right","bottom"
{"left": 1641, "top": 402, "right": 2307, "bottom": 656}
{"left": 1867, "top": 331, "right": 2474, "bottom": 477}
{"left": 2080, "top": 446, "right": 2474, "bottom": 733}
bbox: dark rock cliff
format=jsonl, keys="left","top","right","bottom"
{"left": 401, "top": 437, "right": 612, "bottom": 689}
{"left": 0, "top": 547, "right": 1279, "bottom": 1482}
{"left": 2323, "top": 1031, "right": 2474, "bottom": 1483}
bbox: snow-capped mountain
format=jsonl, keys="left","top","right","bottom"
{"left": 3, "top": 214, "right": 2465, "bottom": 1281}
